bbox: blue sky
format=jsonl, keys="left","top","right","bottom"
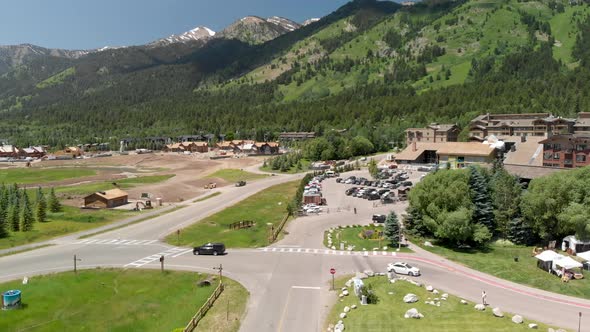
{"left": 0, "top": 0, "right": 351, "bottom": 50}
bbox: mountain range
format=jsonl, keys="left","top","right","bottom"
{"left": 1, "top": 0, "right": 590, "bottom": 148}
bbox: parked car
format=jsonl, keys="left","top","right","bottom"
{"left": 402, "top": 181, "right": 413, "bottom": 187}
{"left": 193, "top": 243, "right": 226, "bottom": 256}
{"left": 235, "top": 181, "right": 246, "bottom": 187}
{"left": 372, "top": 214, "right": 386, "bottom": 223}
{"left": 387, "top": 262, "right": 420, "bottom": 276}
{"left": 336, "top": 178, "right": 343, "bottom": 183}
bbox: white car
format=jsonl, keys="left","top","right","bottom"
{"left": 387, "top": 262, "right": 420, "bottom": 276}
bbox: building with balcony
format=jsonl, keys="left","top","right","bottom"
{"left": 469, "top": 113, "right": 575, "bottom": 141}
{"left": 405, "top": 123, "right": 460, "bottom": 146}
{"left": 540, "top": 134, "right": 590, "bottom": 168}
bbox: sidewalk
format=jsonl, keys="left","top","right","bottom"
{"left": 405, "top": 241, "right": 590, "bottom": 308}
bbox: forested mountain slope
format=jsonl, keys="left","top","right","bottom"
{"left": 1, "top": 0, "right": 590, "bottom": 148}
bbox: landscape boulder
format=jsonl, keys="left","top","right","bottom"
{"left": 441, "top": 293, "right": 448, "bottom": 300}
{"left": 460, "top": 299, "right": 468, "bottom": 305}
{"left": 527, "top": 323, "right": 538, "bottom": 329}
{"left": 512, "top": 315, "right": 523, "bottom": 324}
{"left": 363, "top": 270, "right": 375, "bottom": 277}
{"left": 351, "top": 305, "right": 357, "bottom": 309}
{"left": 426, "top": 285, "right": 434, "bottom": 292}
{"left": 339, "top": 312, "right": 347, "bottom": 319}
{"left": 424, "top": 241, "right": 434, "bottom": 247}
{"left": 404, "top": 308, "right": 424, "bottom": 319}
{"left": 474, "top": 304, "right": 486, "bottom": 311}
{"left": 403, "top": 293, "right": 419, "bottom": 303}
{"left": 335, "top": 322, "right": 344, "bottom": 332}
{"left": 493, "top": 307, "right": 504, "bottom": 318}
{"left": 433, "top": 289, "right": 439, "bottom": 295}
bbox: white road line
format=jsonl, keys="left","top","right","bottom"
{"left": 280, "top": 248, "right": 285, "bottom": 252}
{"left": 324, "top": 250, "right": 329, "bottom": 254}
{"left": 382, "top": 251, "right": 387, "bottom": 256}
{"left": 171, "top": 249, "right": 193, "bottom": 258}
{"left": 289, "top": 248, "right": 294, "bottom": 253}
{"left": 297, "top": 248, "right": 302, "bottom": 253}
{"left": 76, "top": 239, "right": 91, "bottom": 244}
{"left": 314, "top": 249, "right": 318, "bottom": 254}
{"left": 95, "top": 240, "right": 109, "bottom": 244}
{"left": 144, "top": 240, "right": 157, "bottom": 245}
{"left": 340, "top": 251, "right": 344, "bottom": 255}
{"left": 272, "top": 248, "right": 277, "bottom": 252}
{"left": 263, "top": 248, "right": 269, "bottom": 252}
{"left": 108, "top": 239, "right": 119, "bottom": 244}
{"left": 134, "top": 240, "right": 150, "bottom": 245}
{"left": 84, "top": 239, "right": 98, "bottom": 244}
{"left": 373, "top": 251, "right": 377, "bottom": 256}
{"left": 305, "top": 249, "right": 311, "bottom": 253}
{"left": 292, "top": 286, "right": 321, "bottom": 290}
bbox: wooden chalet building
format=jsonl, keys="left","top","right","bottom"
{"left": 84, "top": 189, "right": 129, "bottom": 208}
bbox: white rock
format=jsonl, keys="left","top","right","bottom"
{"left": 351, "top": 305, "right": 357, "bottom": 309}
{"left": 512, "top": 315, "right": 523, "bottom": 324}
{"left": 424, "top": 241, "right": 434, "bottom": 247}
{"left": 341, "top": 287, "right": 347, "bottom": 291}
{"left": 433, "top": 289, "right": 439, "bottom": 294}
{"left": 528, "top": 323, "right": 538, "bottom": 329}
{"left": 404, "top": 308, "right": 424, "bottom": 319}
{"left": 441, "top": 293, "right": 448, "bottom": 299}
{"left": 426, "top": 285, "right": 434, "bottom": 292}
{"left": 345, "top": 279, "right": 353, "bottom": 288}
{"left": 363, "top": 270, "right": 374, "bottom": 277}
{"left": 403, "top": 293, "right": 419, "bottom": 303}
{"left": 547, "top": 328, "right": 554, "bottom": 332}
{"left": 434, "top": 298, "right": 439, "bottom": 301}
{"left": 340, "top": 312, "right": 347, "bottom": 319}
{"left": 390, "top": 279, "right": 396, "bottom": 284}
{"left": 436, "top": 302, "right": 440, "bottom": 307}
{"left": 331, "top": 246, "right": 336, "bottom": 250}
{"left": 388, "top": 292, "right": 394, "bottom": 295}
{"left": 383, "top": 246, "right": 388, "bottom": 250}
{"left": 335, "top": 322, "right": 344, "bottom": 332}
{"left": 343, "top": 290, "right": 349, "bottom": 296}
{"left": 339, "top": 294, "right": 344, "bottom": 298}
{"left": 474, "top": 304, "right": 486, "bottom": 311}
{"left": 343, "top": 306, "right": 350, "bottom": 313}
{"left": 460, "top": 299, "right": 468, "bottom": 304}
{"left": 493, "top": 307, "right": 504, "bottom": 318}
{"left": 329, "top": 229, "right": 334, "bottom": 233}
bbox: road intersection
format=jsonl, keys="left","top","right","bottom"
{"left": 1, "top": 169, "right": 589, "bottom": 331}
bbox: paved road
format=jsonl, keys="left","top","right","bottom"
{"left": 1, "top": 168, "right": 589, "bottom": 331}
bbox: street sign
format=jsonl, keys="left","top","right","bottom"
{"left": 330, "top": 268, "right": 336, "bottom": 275}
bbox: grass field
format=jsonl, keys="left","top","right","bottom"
{"left": 415, "top": 240, "right": 590, "bottom": 299}
{"left": 55, "top": 174, "right": 175, "bottom": 196}
{"left": 194, "top": 277, "right": 249, "bottom": 332}
{"left": 0, "top": 167, "right": 96, "bottom": 185}
{"left": 205, "top": 169, "right": 268, "bottom": 183}
{"left": 0, "top": 206, "right": 135, "bottom": 249}
{"left": 326, "top": 276, "right": 555, "bottom": 331}
{"left": 166, "top": 180, "right": 299, "bottom": 248}
{"left": 0, "top": 269, "right": 247, "bottom": 332}
{"left": 324, "top": 225, "right": 413, "bottom": 253}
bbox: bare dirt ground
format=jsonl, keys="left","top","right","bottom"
{"left": 11, "top": 153, "right": 266, "bottom": 204}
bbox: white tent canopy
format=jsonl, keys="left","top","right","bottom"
{"left": 577, "top": 251, "right": 590, "bottom": 262}
{"left": 553, "top": 256, "right": 583, "bottom": 269}
{"left": 535, "top": 250, "right": 563, "bottom": 262}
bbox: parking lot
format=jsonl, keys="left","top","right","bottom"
{"left": 278, "top": 168, "right": 427, "bottom": 249}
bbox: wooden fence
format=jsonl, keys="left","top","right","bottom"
{"left": 183, "top": 282, "right": 225, "bottom": 332}
{"left": 268, "top": 214, "right": 289, "bottom": 244}
{"left": 228, "top": 220, "right": 254, "bottom": 230}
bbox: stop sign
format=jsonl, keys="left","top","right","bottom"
{"left": 330, "top": 268, "right": 336, "bottom": 275}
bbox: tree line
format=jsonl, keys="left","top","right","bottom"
{"left": 405, "top": 164, "right": 590, "bottom": 247}
{"left": 0, "top": 185, "right": 61, "bottom": 239}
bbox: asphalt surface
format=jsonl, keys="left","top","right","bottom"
{"left": 1, "top": 167, "right": 589, "bottom": 331}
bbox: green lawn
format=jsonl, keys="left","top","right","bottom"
{"left": 324, "top": 225, "right": 413, "bottom": 253}
{"left": 55, "top": 174, "right": 174, "bottom": 196}
{"left": 0, "top": 269, "right": 246, "bottom": 332}
{"left": 205, "top": 169, "right": 268, "bottom": 183}
{"left": 0, "top": 168, "right": 96, "bottom": 185}
{"left": 166, "top": 180, "right": 299, "bottom": 248}
{"left": 194, "top": 277, "right": 249, "bottom": 332}
{"left": 0, "top": 206, "right": 134, "bottom": 250}
{"left": 415, "top": 240, "right": 590, "bottom": 299}
{"left": 326, "top": 276, "right": 556, "bottom": 331}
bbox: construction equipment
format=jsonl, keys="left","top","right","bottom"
{"left": 134, "top": 200, "right": 153, "bottom": 211}
{"left": 204, "top": 182, "right": 217, "bottom": 189}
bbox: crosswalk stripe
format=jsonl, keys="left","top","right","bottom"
{"left": 272, "top": 248, "right": 277, "bottom": 252}
{"left": 145, "top": 240, "right": 157, "bottom": 245}
{"left": 171, "top": 249, "right": 193, "bottom": 258}
{"left": 84, "top": 239, "right": 98, "bottom": 244}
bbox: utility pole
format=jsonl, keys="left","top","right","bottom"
{"left": 213, "top": 264, "right": 223, "bottom": 284}
{"left": 579, "top": 312, "right": 582, "bottom": 332}
{"left": 159, "top": 255, "right": 165, "bottom": 272}
{"left": 74, "top": 255, "right": 81, "bottom": 274}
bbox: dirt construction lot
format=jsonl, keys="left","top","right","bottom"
{"left": 4, "top": 153, "right": 265, "bottom": 205}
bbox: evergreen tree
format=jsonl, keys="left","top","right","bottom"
{"left": 8, "top": 198, "right": 19, "bottom": 232}
{"left": 36, "top": 187, "right": 48, "bottom": 223}
{"left": 468, "top": 166, "right": 494, "bottom": 233}
{"left": 21, "top": 191, "right": 34, "bottom": 232}
{"left": 507, "top": 216, "right": 536, "bottom": 246}
{"left": 384, "top": 211, "right": 400, "bottom": 246}
{"left": 368, "top": 159, "right": 378, "bottom": 179}
{"left": 0, "top": 204, "right": 7, "bottom": 238}
{"left": 403, "top": 205, "right": 427, "bottom": 237}
{"left": 490, "top": 169, "right": 522, "bottom": 239}
{"left": 49, "top": 187, "right": 61, "bottom": 213}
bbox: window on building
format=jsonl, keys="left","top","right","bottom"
{"left": 576, "top": 154, "right": 587, "bottom": 162}
{"left": 553, "top": 144, "right": 561, "bottom": 150}
{"left": 553, "top": 152, "right": 560, "bottom": 160}
{"left": 543, "top": 144, "right": 552, "bottom": 150}
{"left": 577, "top": 144, "right": 587, "bottom": 151}
{"left": 543, "top": 152, "right": 553, "bottom": 160}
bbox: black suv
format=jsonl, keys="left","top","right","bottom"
{"left": 372, "top": 214, "right": 386, "bottom": 223}
{"left": 193, "top": 243, "right": 226, "bottom": 256}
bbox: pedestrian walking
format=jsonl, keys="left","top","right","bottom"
{"left": 482, "top": 290, "right": 487, "bottom": 306}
